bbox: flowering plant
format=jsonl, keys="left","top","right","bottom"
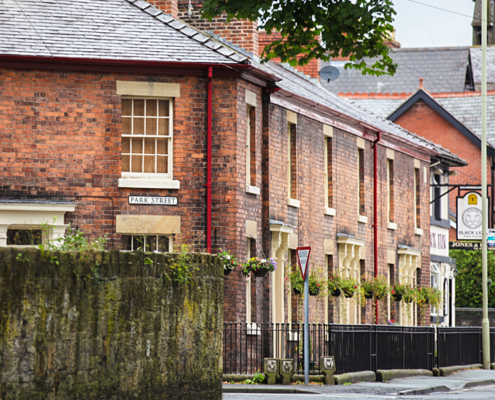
{"left": 288, "top": 268, "right": 304, "bottom": 294}
{"left": 391, "top": 283, "right": 407, "bottom": 299}
{"left": 402, "top": 285, "right": 417, "bottom": 303}
{"left": 218, "top": 249, "right": 240, "bottom": 271}
{"left": 308, "top": 271, "right": 326, "bottom": 295}
{"left": 340, "top": 277, "right": 358, "bottom": 298}
{"left": 417, "top": 287, "right": 442, "bottom": 307}
{"left": 241, "top": 257, "right": 277, "bottom": 276}
{"left": 327, "top": 274, "right": 342, "bottom": 294}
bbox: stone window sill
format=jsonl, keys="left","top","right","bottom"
{"left": 414, "top": 227, "right": 423, "bottom": 236}
{"left": 246, "top": 185, "right": 260, "bottom": 195}
{"left": 118, "top": 178, "right": 180, "bottom": 189}
{"left": 287, "top": 198, "right": 300, "bottom": 208}
{"left": 358, "top": 215, "right": 368, "bottom": 224}
{"left": 387, "top": 222, "right": 398, "bottom": 230}
{"left": 324, "top": 207, "right": 336, "bottom": 216}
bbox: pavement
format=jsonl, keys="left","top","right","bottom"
{"left": 223, "top": 369, "right": 495, "bottom": 399}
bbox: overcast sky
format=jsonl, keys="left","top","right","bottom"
{"left": 393, "top": 0, "right": 474, "bottom": 48}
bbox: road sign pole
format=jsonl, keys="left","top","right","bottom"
{"left": 304, "top": 272, "right": 309, "bottom": 385}
{"left": 296, "top": 246, "right": 311, "bottom": 385}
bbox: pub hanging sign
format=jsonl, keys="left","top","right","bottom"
{"left": 456, "top": 191, "right": 483, "bottom": 240}
{"left": 128, "top": 196, "right": 178, "bottom": 205}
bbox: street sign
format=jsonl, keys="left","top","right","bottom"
{"left": 296, "top": 247, "right": 311, "bottom": 280}
{"left": 128, "top": 196, "right": 177, "bottom": 205}
{"left": 488, "top": 229, "right": 495, "bottom": 248}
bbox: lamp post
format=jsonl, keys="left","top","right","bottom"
{"left": 481, "top": 0, "right": 491, "bottom": 370}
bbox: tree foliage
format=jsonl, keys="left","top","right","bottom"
{"left": 201, "top": 0, "right": 397, "bottom": 76}
{"left": 450, "top": 250, "right": 495, "bottom": 308}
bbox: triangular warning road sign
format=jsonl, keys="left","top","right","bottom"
{"left": 296, "top": 247, "right": 311, "bottom": 280}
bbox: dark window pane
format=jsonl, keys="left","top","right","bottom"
{"left": 7, "top": 229, "right": 42, "bottom": 245}
{"left": 146, "top": 100, "right": 157, "bottom": 116}
{"left": 134, "top": 99, "right": 144, "bottom": 116}
{"left": 158, "top": 100, "right": 169, "bottom": 116}
{"left": 147, "top": 236, "right": 157, "bottom": 252}
{"left": 158, "top": 236, "right": 170, "bottom": 252}
{"left": 132, "top": 235, "right": 145, "bottom": 251}
{"left": 121, "top": 235, "right": 132, "bottom": 250}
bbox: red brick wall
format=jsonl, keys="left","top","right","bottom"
{"left": 263, "top": 105, "right": 430, "bottom": 325}
{"left": 148, "top": 0, "right": 178, "bottom": 18}
{"left": 393, "top": 100, "right": 493, "bottom": 215}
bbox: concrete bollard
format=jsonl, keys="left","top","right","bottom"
{"left": 264, "top": 358, "right": 279, "bottom": 384}
{"left": 320, "top": 356, "right": 336, "bottom": 385}
{"left": 279, "top": 359, "right": 295, "bottom": 384}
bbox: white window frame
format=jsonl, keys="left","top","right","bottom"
{"left": 0, "top": 203, "right": 75, "bottom": 247}
{"left": 121, "top": 97, "right": 173, "bottom": 178}
{"left": 288, "top": 123, "right": 293, "bottom": 199}
{"left": 246, "top": 106, "right": 252, "bottom": 187}
{"left": 118, "top": 97, "right": 179, "bottom": 189}
{"left": 121, "top": 234, "right": 173, "bottom": 253}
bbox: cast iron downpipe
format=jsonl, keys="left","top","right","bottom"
{"left": 373, "top": 132, "right": 381, "bottom": 324}
{"left": 206, "top": 66, "right": 213, "bottom": 253}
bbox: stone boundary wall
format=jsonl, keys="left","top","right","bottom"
{"left": 0, "top": 248, "right": 223, "bottom": 400}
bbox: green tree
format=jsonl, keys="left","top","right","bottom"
{"left": 201, "top": 0, "right": 397, "bottom": 76}
{"left": 450, "top": 249, "right": 495, "bottom": 308}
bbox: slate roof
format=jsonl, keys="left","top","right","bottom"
{"left": 322, "top": 47, "right": 472, "bottom": 95}
{"left": 0, "top": 0, "right": 247, "bottom": 64}
{"left": 346, "top": 92, "right": 495, "bottom": 146}
{"left": 253, "top": 61, "right": 466, "bottom": 166}
{"left": 470, "top": 47, "right": 495, "bottom": 87}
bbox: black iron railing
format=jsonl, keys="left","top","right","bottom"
{"left": 437, "top": 327, "right": 482, "bottom": 368}
{"left": 223, "top": 323, "right": 435, "bottom": 375}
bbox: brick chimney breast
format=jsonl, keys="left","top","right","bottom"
{"left": 176, "top": 0, "right": 259, "bottom": 57}
{"left": 258, "top": 30, "right": 321, "bottom": 80}
{"left": 148, "top": 0, "right": 178, "bottom": 19}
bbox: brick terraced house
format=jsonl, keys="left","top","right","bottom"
{"left": 0, "top": 0, "right": 466, "bottom": 327}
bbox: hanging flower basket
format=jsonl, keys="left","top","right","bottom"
{"left": 218, "top": 249, "right": 240, "bottom": 276}
{"left": 293, "top": 287, "right": 302, "bottom": 295}
{"left": 253, "top": 268, "right": 269, "bottom": 278}
{"left": 331, "top": 288, "right": 341, "bottom": 297}
{"left": 309, "top": 287, "right": 320, "bottom": 296}
{"left": 392, "top": 293, "right": 403, "bottom": 302}
{"left": 343, "top": 288, "right": 355, "bottom": 298}
{"left": 403, "top": 294, "right": 413, "bottom": 304}
{"left": 364, "top": 290, "right": 374, "bottom": 299}
{"left": 240, "top": 257, "right": 277, "bottom": 278}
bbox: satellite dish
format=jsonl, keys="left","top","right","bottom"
{"left": 319, "top": 65, "right": 340, "bottom": 82}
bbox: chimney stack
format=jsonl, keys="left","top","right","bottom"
{"left": 176, "top": 0, "right": 259, "bottom": 57}
{"left": 258, "top": 30, "right": 321, "bottom": 80}
{"left": 148, "top": 0, "right": 178, "bottom": 19}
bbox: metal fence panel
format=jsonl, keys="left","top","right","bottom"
{"left": 437, "top": 327, "right": 482, "bottom": 368}
{"left": 224, "top": 323, "right": 436, "bottom": 375}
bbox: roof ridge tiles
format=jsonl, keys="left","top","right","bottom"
{"left": 126, "top": 0, "right": 248, "bottom": 64}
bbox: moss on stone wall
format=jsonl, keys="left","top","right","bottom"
{"left": 0, "top": 248, "right": 223, "bottom": 400}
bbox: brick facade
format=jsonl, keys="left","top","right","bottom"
{"left": 393, "top": 99, "right": 494, "bottom": 215}
{"left": 0, "top": 0, "right": 445, "bottom": 328}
